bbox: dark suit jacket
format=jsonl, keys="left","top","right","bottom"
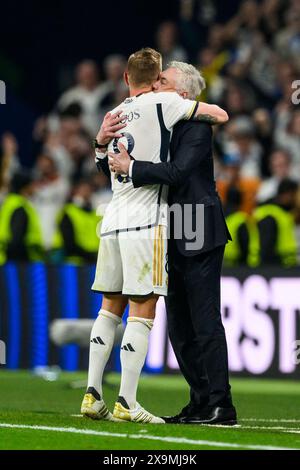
{"left": 132, "top": 121, "right": 231, "bottom": 256}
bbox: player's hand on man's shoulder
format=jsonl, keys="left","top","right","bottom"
{"left": 96, "top": 110, "right": 127, "bottom": 146}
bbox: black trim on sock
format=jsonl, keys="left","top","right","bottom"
{"left": 86, "top": 387, "right": 101, "bottom": 401}
{"left": 118, "top": 396, "right": 130, "bottom": 409}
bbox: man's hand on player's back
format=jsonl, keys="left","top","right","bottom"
{"left": 108, "top": 144, "right": 131, "bottom": 175}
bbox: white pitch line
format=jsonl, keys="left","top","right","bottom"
{"left": 197, "top": 424, "right": 300, "bottom": 433}
{"left": 0, "top": 423, "right": 297, "bottom": 450}
{"left": 69, "top": 415, "right": 300, "bottom": 433}
{"left": 240, "top": 418, "right": 300, "bottom": 423}
{"left": 283, "top": 430, "right": 300, "bottom": 435}
{"left": 237, "top": 425, "right": 300, "bottom": 433}
{"left": 71, "top": 415, "right": 300, "bottom": 424}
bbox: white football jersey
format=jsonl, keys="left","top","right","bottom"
{"left": 101, "top": 91, "right": 198, "bottom": 235}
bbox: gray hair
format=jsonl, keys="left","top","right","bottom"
{"left": 167, "top": 61, "right": 206, "bottom": 100}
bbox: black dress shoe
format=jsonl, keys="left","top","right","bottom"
{"left": 161, "top": 402, "right": 208, "bottom": 424}
{"left": 180, "top": 406, "right": 237, "bottom": 426}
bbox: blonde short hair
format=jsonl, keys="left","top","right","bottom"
{"left": 127, "top": 48, "right": 162, "bottom": 87}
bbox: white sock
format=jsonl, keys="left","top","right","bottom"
{"left": 87, "top": 309, "right": 122, "bottom": 399}
{"left": 118, "top": 317, "right": 153, "bottom": 409}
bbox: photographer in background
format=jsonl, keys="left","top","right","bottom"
{"left": 254, "top": 179, "right": 299, "bottom": 267}
{"left": 51, "top": 179, "right": 100, "bottom": 265}
{"left": 0, "top": 172, "right": 44, "bottom": 265}
{"left": 0, "top": 133, "right": 21, "bottom": 203}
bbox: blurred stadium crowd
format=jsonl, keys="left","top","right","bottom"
{"left": 1, "top": 0, "right": 300, "bottom": 267}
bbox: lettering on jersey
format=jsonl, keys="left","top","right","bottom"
{"left": 120, "top": 110, "right": 141, "bottom": 124}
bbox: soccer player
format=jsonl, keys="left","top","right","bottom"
{"left": 81, "top": 48, "right": 228, "bottom": 423}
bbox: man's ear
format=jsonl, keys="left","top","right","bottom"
{"left": 124, "top": 71, "right": 129, "bottom": 87}
{"left": 181, "top": 91, "right": 188, "bottom": 99}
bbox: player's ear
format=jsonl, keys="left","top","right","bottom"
{"left": 124, "top": 72, "right": 129, "bottom": 87}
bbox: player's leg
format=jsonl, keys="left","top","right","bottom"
{"left": 85, "top": 294, "right": 127, "bottom": 401}
{"left": 82, "top": 297, "right": 127, "bottom": 421}
{"left": 112, "top": 226, "right": 167, "bottom": 423}
{"left": 113, "top": 295, "right": 165, "bottom": 423}
{"left": 82, "top": 235, "right": 127, "bottom": 420}
{"left": 118, "top": 295, "right": 157, "bottom": 406}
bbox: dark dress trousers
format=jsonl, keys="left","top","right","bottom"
{"left": 132, "top": 121, "right": 233, "bottom": 408}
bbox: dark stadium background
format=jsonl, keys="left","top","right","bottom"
{"left": 0, "top": 0, "right": 240, "bottom": 165}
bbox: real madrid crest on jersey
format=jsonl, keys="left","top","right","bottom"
{"left": 112, "top": 132, "right": 135, "bottom": 154}
{"left": 112, "top": 133, "right": 135, "bottom": 183}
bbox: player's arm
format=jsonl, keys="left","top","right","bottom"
{"left": 193, "top": 102, "right": 229, "bottom": 125}
{"left": 96, "top": 110, "right": 127, "bottom": 146}
{"left": 95, "top": 152, "right": 111, "bottom": 178}
{"left": 94, "top": 110, "right": 127, "bottom": 176}
{"left": 162, "top": 92, "right": 229, "bottom": 128}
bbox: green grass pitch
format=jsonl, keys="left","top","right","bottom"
{"left": 1, "top": 370, "right": 300, "bottom": 450}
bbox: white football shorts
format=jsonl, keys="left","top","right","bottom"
{"left": 92, "top": 225, "right": 168, "bottom": 297}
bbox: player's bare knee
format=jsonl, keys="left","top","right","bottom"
{"left": 102, "top": 294, "right": 128, "bottom": 318}
{"left": 128, "top": 294, "right": 159, "bottom": 319}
